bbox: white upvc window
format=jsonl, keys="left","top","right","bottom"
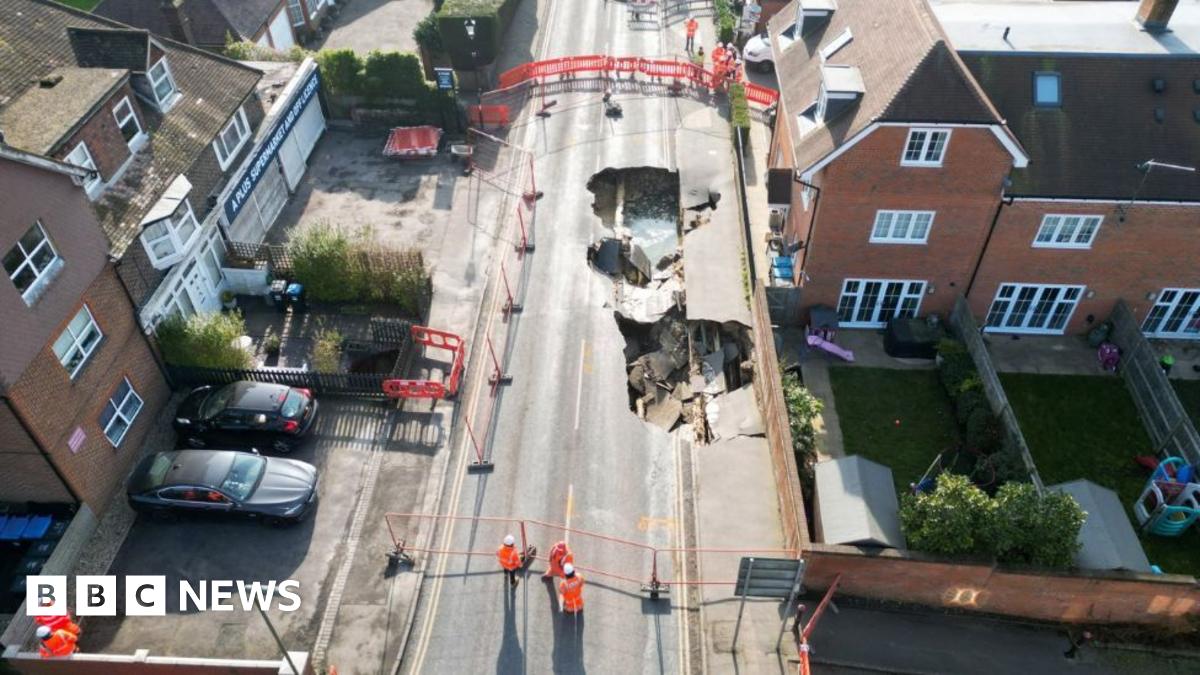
{"left": 148, "top": 57, "right": 180, "bottom": 109}
{"left": 1142, "top": 289, "right": 1200, "bottom": 339}
{"left": 985, "top": 283, "right": 1084, "bottom": 334}
{"left": 1033, "top": 214, "right": 1102, "bottom": 249}
{"left": 287, "top": 0, "right": 306, "bottom": 26}
{"left": 64, "top": 141, "right": 102, "bottom": 197}
{"left": 837, "top": 279, "right": 926, "bottom": 328}
{"left": 309, "top": 0, "right": 326, "bottom": 19}
{"left": 213, "top": 107, "right": 250, "bottom": 169}
{"left": 53, "top": 305, "right": 103, "bottom": 378}
{"left": 870, "top": 210, "right": 934, "bottom": 244}
{"left": 141, "top": 199, "right": 200, "bottom": 269}
{"left": 901, "top": 128, "right": 950, "bottom": 167}
{"left": 4, "top": 221, "right": 62, "bottom": 305}
{"left": 112, "top": 97, "right": 144, "bottom": 150}
{"left": 100, "top": 378, "right": 144, "bottom": 446}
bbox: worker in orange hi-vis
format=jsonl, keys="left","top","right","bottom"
{"left": 36, "top": 625, "right": 78, "bottom": 658}
{"left": 497, "top": 534, "right": 525, "bottom": 589}
{"left": 542, "top": 540, "right": 574, "bottom": 579}
{"left": 559, "top": 563, "right": 584, "bottom": 613}
{"left": 685, "top": 17, "right": 699, "bottom": 53}
{"left": 712, "top": 42, "right": 726, "bottom": 69}
{"left": 35, "top": 613, "right": 80, "bottom": 638}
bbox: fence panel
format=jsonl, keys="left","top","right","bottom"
{"left": 167, "top": 365, "right": 391, "bottom": 397}
{"left": 949, "top": 295, "right": 1045, "bottom": 491}
{"left": 1109, "top": 300, "right": 1200, "bottom": 464}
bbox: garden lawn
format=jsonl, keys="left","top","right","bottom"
{"left": 55, "top": 0, "right": 100, "bottom": 10}
{"left": 827, "top": 367, "right": 959, "bottom": 495}
{"left": 1000, "top": 373, "right": 1200, "bottom": 578}
{"left": 1173, "top": 379, "right": 1200, "bottom": 430}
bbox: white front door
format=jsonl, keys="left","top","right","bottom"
{"left": 1142, "top": 289, "right": 1200, "bottom": 339}
{"left": 836, "top": 279, "right": 926, "bottom": 328}
{"left": 984, "top": 283, "right": 1084, "bottom": 334}
{"left": 268, "top": 10, "right": 296, "bottom": 50}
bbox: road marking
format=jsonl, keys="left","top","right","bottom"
{"left": 637, "top": 516, "right": 677, "bottom": 532}
{"left": 573, "top": 339, "right": 587, "bottom": 431}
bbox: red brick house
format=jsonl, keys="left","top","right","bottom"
{"left": 765, "top": 0, "right": 1200, "bottom": 337}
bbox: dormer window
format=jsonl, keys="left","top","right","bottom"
{"left": 148, "top": 57, "right": 180, "bottom": 110}
{"left": 818, "top": 65, "right": 864, "bottom": 122}
{"left": 781, "top": 0, "right": 837, "bottom": 51}
{"left": 64, "top": 141, "right": 102, "bottom": 198}
{"left": 214, "top": 107, "right": 250, "bottom": 170}
{"left": 1034, "top": 72, "right": 1060, "bottom": 107}
{"left": 140, "top": 176, "right": 199, "bottom": 269}
{"left": 113, "top": 96, "right": 146, "bottom": 151}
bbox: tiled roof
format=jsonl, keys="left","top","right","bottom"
{"left": 96, "top": 0, "right": 282, "bottom": 46}
{"left": 0, "top": 67, "right": 127, "bottom": 154}
{"left": 211, "top": 0, "right": 282, "bottom": 40}
{"left": 961, "top": 52, "right": 1200, "bottom": 201}
{"left": 68, "top": 27, "right": 149, "bottom": 70}
{"left": 0, "top": 0, "right": 262, "bottom": 257}
{"left": 769, "top": 0, "right": 1002, "bottom": 174}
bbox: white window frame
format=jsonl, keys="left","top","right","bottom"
{"left": 148, "top": 57, "right": 180, "bottom": 110}
{"left": 140, "top": 199, "right": 200, "bottom": 269}
{"left": 901, "top": 128, "right": 951, "bottom": 167}
{"left": 309, "top": 0, "right": 326, "bottom": 20}
{"left": 213, "top": 107, "right": 250, "bottom": 170}
{"left": 1032, "top": 214, "right": 1102, "bottom": 249}
{"left": 819, "top": 28, "right": 853, "bottom": 61}
{"left": 112, "top": 97, "right": 145, "bottom": 150}
{"left": 287, "top": 0, "right": 306, "bottom": 26}
{"left": 4, "top": 221, "right": 62, "bottom": 304}
{"left": 984, "top": 283, "right": 1084, "bottom": 335}
{"left": 1141, "top": 289, "right": 1200, "bottom": 339}
{"left": 837, "top": 278, "right": 927, "bottom": 328}
{"left": 64, "top": 141, "right": 102, "bottom": 197}
{"left": 870, "top": 210, "right": 934, "bottom": 244}
{"left": 1034, "top": 72, "right": 1060, "bottom": 107}
{"left": 53, "top": 305, "right": 103, "bottom": 378}
{"left": 100, "top": 378, "right": 144, "bottom": 447}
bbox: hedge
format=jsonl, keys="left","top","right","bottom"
{"left": 313, "top": 48, "right": 456, "bottom": 122}
{"left": 156, "top": 311, "right": 253, "bottom": 370}
{"left": 437, "top": 0, "right": 521, "bottom": 69}
{"left": 713, "top": 0, "right": 737, "bottom": 44}
{"left": 936, "top": 339, "right": 1002, "bottom": 456}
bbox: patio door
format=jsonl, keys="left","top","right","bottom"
{"left": 837, "top": 279, "right": 926, "bottom": 328}
{"left": 984, "top": 283, "right": 1083, "bottom": 334}
{"left": 1142, "top": 288, "right": 1200, "bottom": 339}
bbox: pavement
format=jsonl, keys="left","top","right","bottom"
{"left": 318, "top": 0, "right": 434, "bottom": 54}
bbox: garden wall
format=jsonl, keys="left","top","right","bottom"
{"left": 948, "top": 295, "right": 1045, "bottom": 490}
{"left": 1110, "top": 300, "right": 1200, "bottom": 465}
{"left": 804, "top": 543, "right": 1200, "bottom": 627}
{"left": 751, "top": 286, "right": 811, "bottom": 552}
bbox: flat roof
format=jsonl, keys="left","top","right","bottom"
{"left": 0, "top": 67, "right": 126, "bottom": 154}
{"left": 931, "top": 0, "right": 1200, "bottom": 55}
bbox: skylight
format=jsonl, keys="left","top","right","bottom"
{"left": 820, "top": 28, "right": 853, "bottom": 61}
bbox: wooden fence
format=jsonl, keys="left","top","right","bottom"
{"left": 751, "top": 286, "right": 810, "bottom": 551}
{"left": 949, "top": 295, "right": 1044, "bottom": 491}
{"left": 1109, "top": 300, "right": 1200, "bottom": 464}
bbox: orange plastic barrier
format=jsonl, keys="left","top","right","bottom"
{"left": 467, "top": 104, "right": 510, "bottom": 127}
{"left": 745, "top": 82, "right": 780, "bottom": 106}
{"left": 382, "top": 379, "right": 447, "bottom": 399}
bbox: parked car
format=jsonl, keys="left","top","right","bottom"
{"left": 128, "top": 450, "right": 318, "bottom": 525}
{"left": 174, "top": 382, "right": 318, "bottom": 453}
{"left": 743, "top": 32, "right": 773, "bottom": 73}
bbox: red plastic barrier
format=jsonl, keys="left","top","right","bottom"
{"left": 467, "top": 104, "right": 510, "bottom": 127}
{"left": 745, "top": 82, "right": 779, "bottom": 105}
{"left": 382, "top": 379, "right": 447, "bottom": 399}
{"left": 498, "top": 63, "right": 529, "bottom": 89}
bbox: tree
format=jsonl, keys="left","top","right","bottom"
{"left": 900, "top": 473, "right": 993, "bottom": 557}
{"left": 989, "top": 482, "right": 1085, "bottom": 568}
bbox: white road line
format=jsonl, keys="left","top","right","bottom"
{"left": 574, "top": 339, "right": 586, "bottom": 431}
{"left": 565, "top": 483, "right": 574, "bottom": 543}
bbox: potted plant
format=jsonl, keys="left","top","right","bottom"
{"left": 261, "top": 329, "right": 282, "bottom": 367}
{"left": 220, "top": 290, "right": 237, "bottom": 310}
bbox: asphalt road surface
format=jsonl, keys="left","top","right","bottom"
{"left": 401, "top": 3, "right": 690, "bottom": 674}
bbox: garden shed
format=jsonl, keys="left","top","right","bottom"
{"left": 814, "top": 456, "right": 906, "bottom": 549}
{"left": 1049, "top": 479, "right": 1152, "bottom": 573}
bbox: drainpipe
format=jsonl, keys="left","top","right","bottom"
{"left": 2, "top": 396, "right": 81, "bottom": 504}
{"left": 110, "top": 257, "right": 172, "bottom": 384}
{"left": 965, "top": 193, "right": 1013, "bottom": 300}
{"left": 792, "top": 175, "right": 822, "bottom": 282}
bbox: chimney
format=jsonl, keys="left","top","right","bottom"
{"left": 160, "top": 0, "right": 195, "bottom": 44}
{"left": 1136, "top": 0, "right": 1179, "bottom": 33}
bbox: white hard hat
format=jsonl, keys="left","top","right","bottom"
{"left": 503, "top": 534, "right": 515, "bottom": 546}
{"left": 37, "top": 626, "right": 51, "bottom": 639}
{"left": 563, "top": 563, "right": 575, "bottom": 576}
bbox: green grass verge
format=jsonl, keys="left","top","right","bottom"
{"left": 1172, "top": 379, "right": 1200, "bottom": 430}
{"left": 54, "top": 0, "right": 100, "bottom": 10}
{"left": 1000, "top": 373, "right": 1200, "bottom": 577}
{"left": 828, "top": 367, "right": 959, "bottom": 495}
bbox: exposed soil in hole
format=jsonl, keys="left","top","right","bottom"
{"left": 348, "top": 349, "right": 400, "bottom": 374}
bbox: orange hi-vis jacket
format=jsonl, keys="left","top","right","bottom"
{"left": 547, "top": 541, "right": 574, "bottom": 576}
{"left": 712, "top": 46, "right": 726, "bottom": 65}
{"left": 560, "top": 574, "right": 585, "bottom": 613}
{"left": 39, "top": 629, "right": 78, "bottom": 658}
{"left": 497, "top": 543, "right": 522, "bottom": 571}
{"left": 35, "top": 615, "right": 80, "bottom": 637}
{"left": 686, "top": 19, "right": 698, "bottom": 37}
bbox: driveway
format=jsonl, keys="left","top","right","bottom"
{"left": 80, "top": 397, "right": 405, "bottom": 660}
{"left": 319, "top": 0, "right": 434, "bottom": 54}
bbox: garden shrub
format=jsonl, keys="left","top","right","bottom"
{"left": 937, "top": 351, "right": 974, "bottom": 398}
{"left": 290, "top": 222, "right": 356, "bottom": 303}
{"left": 311, "top": 329, "right": 343, "bottom": 373}
{"left": 782, "top": 371, "right": 823, "bottom": 494}
{"left": 315, "top": 48, "right": 364, "bottom": 97}
{"left": 362, "top": 50, "right": 426, "bottom": 101}
{"left": 729, "top": 83, "right": 751, "bottom": 132}
{"left": 955, "top": 387, "right": 988, "bottom": 426}
{"left": 156, "top": 312, "right": 252, "bottom": 370}
{"left": 224, "top": 34, "right": 309, "bottom": 63}
{"left": 900, "top": 473, "right": 993, "bottom": 557}
{"left": 413, "top": 13, "right": 444, "bottom": 52}
{"left": 989, "top": 482, "right": 1084, "bottom": 568}
{"left": 965, "top": 407, "right": 1002, "bottom": 454}
{"left": 986, "top": 444, "right": 1031, "bottom": 485}
{"left": 437, "top": 0, "right": 520, "bottom": 68}
{"left": 713, "top": 0, "right": 737, "bottom": 44}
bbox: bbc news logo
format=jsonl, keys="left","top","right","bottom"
{"left": 27, "top": 576, "right": 302, "bottom": 616}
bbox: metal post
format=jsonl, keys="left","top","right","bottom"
{"left": 731, "top": 557, "right": 754, "bottom": 653}
{"left": 501, "top": 262, "right": 521, "bottom": 316}
{"left": 776, "top": 560, "right": 806, "bottom": 652}
{"left": 486, "top": 335, "right": 512, "bottom": 389}
{"left": 258, "top": 607, "right": 300, "bottom": 675}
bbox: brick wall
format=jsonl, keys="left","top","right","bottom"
{"left": 5, "top": 266, "right": 169, "bottom": 514}
{"left": 49, "top": 81, "right": 142, "bottom": 183}
{"left": 0, "top": 400, "right": 73, "bottom": 503}
{"left": 798, "top": 125, "right": 1011, "bottom": 321}
{"left": 0, "top": 158, "right": 109, "bottom": 385}
{"left": 805, "top": 543, "right": 1200, "bottom": 627}
{"left": 967, "top": 200, "right": 1200, "bottom": 334}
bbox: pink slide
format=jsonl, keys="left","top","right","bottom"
{"left": 807, "top": 334, "right": 855, "bottom": 362}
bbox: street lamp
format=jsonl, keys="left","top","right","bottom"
{"left": 463, "top": 19, "right": 479, "bottom": 97}
{"left": 1117, "top": 159, "right": 1197, "bottom": 222}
